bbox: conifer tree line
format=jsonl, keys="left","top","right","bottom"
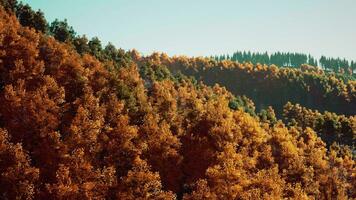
{"left": 0, "top": 1, "right": 355, "bottom": 199}
{"left": 214, "top": 51, "right": 356, "bottom": 75}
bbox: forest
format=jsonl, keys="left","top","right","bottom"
{"left": 0, "top": 1, "right": 355, "bottom": 199}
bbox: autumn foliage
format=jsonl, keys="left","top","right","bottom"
{"left": 143, "top": 54, "right": 356, "bottom": 117}
{"left": 0, "top": 6, "right": 355, "bottom": 200}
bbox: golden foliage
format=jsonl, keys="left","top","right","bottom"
{"left": 0, "top": 7, "right": 354, "bottom": 199}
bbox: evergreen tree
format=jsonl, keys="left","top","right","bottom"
{"left": 0, "top": 0, "right": 17, "bottom": 12}
{"left": 49, "top": 19, "right": 76, "bottom": 42}
{"left": 88, "top": 37, "right": 103, "bottom": 59}
{"left": 73, "top": 35, "right": 90, "bottom": 55}
{"left": 14, "top": 2, "right": 48, "bottom": 33}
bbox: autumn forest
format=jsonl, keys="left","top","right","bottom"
{"left": 0, "top": 0, "right": 355, "bottom": 199}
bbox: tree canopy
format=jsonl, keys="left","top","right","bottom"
{"left": 0, "top": 2, "right": 355, "bottom": 199}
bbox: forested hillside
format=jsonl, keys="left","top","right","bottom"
{"left": 148, "top": 55, "right": 356, "bottom": 117}
{"left": 0, "top": 1, "right": 355, "bottom": 199}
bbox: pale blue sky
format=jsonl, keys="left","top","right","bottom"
{"left": 22, "top": 0, "right": 356, "bottom": 60}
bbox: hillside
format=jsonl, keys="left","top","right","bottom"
{"left": 0, "top": 1, "right": 355, "bottom": 200}
{"left": 150, "top": 55, "right": 356, "bottom": 117}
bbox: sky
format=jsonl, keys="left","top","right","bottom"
{"left": 21, "top": 0, "right": 356, "bottom": 60}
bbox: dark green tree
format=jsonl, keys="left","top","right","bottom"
{"left": 88, "top": 37, "right": 103, "bottom": 59}
{"left": 73, "top": 35, "right": 90, "bottom": 55}
{"left": 49, "top": 19, "right": 76, "bottom": 42}
{"left": 0, "top": 0, "right": 17, "bottom": 12}
{"left": 15, "top": 3, "right": 48, "bottom": 33}
{"left": 103, "top": 42, "right": 118, "bottom": 60}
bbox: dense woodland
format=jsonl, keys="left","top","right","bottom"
{"left": 0, "top": 1, "right": 355, "bottom": 199}
{"left": 215, "top": 51, "right": 356, "bottom": 75}
{"left": 155, "top": 55, "right": 356, "bottom": 116}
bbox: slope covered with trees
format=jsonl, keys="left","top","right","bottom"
{"left": 283, "top": 102, "right": 355, "bottom": 148}
{"left": 0, "top": 1, "right": 355, "bottom": 199}
{"left": 150, "top": 56, "right": 356, "bottom": 117}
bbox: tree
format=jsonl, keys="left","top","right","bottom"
{"left": 115, "top": 157, "right": 175, "bottom": 199}
{"left": 351, "top": 61, "right": 356, "bottom": 74}
{"left": 88, "top": 37, "right": 103, "bottom": 59}
{"left": 73, "top": 35, "right": 90, "bottom": 55}
{"left": 49, "top": 19, "right": 76, "bottom": 42}
{"left": 0, "top": 129, "right": 40, "bottom": 199}
{"left": 0, "top": 0, "right": 17, "bottom": 12}
{"left": 16, "top": 3, "right": 48, "bottom": 33}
